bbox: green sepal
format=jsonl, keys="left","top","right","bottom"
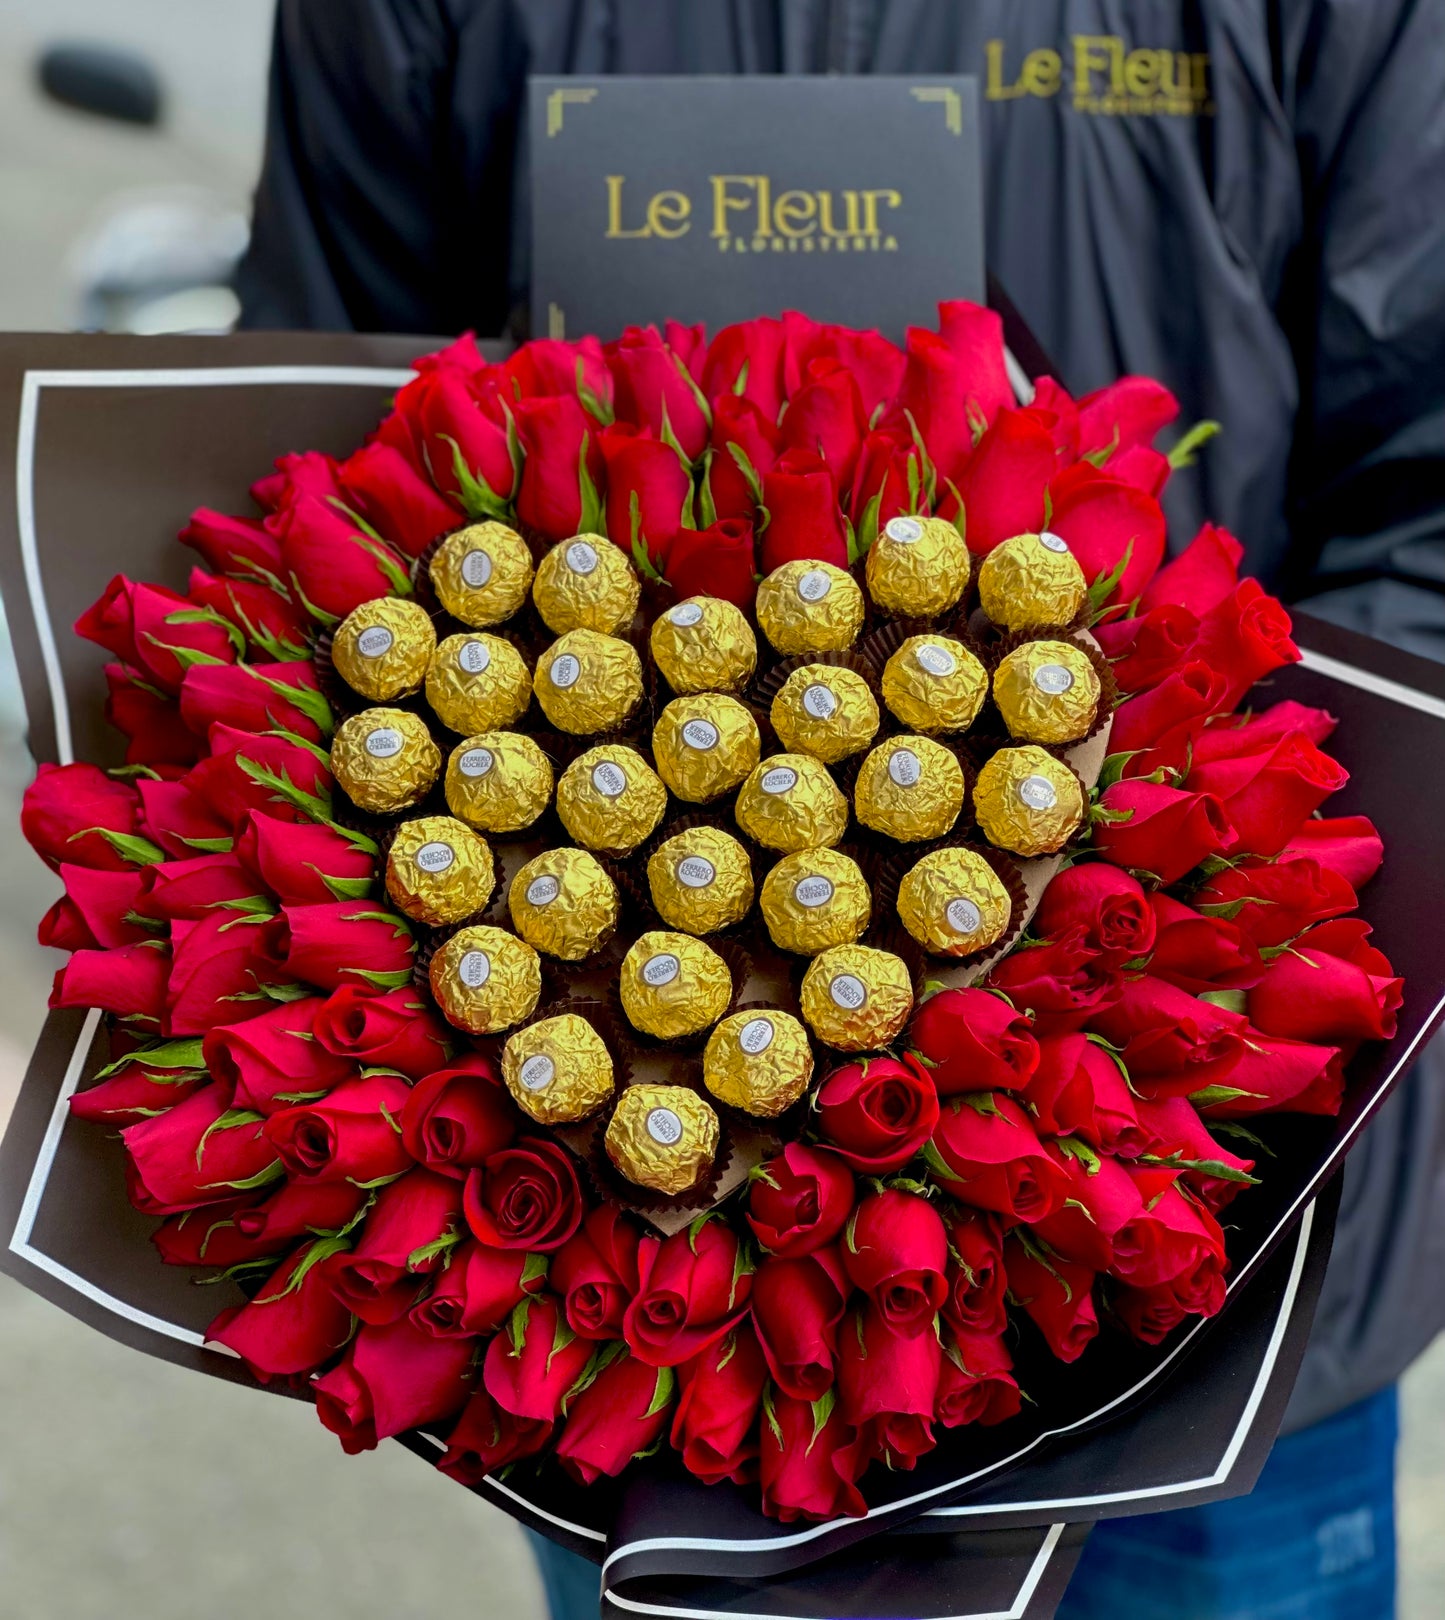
{"left": 1167, "top": 419, "right": 1221, "bottom": 470}
{"left": 71, "top": 826, "right": 166, "bottom": 866}
{"left": 194, "top": 1108, "right": 265, "bottom": 1169}
{"left": 441, "top": 433, "right": 514, "bottom": 523}
{"left": 93, "top": 1036, "right": 206, "bottom": 1078}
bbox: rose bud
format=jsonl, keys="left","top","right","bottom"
{"left": 234, "top": 811, "right": 376, "bottom": 906}
{"left": 1192, "top": 700, "right": 1337, "bottom": 766}
{"left": 759, "top": 448, "right": 849, "bottom": 573}
{"left": 136, "top": 776, "right": 231, "bottom": 859}
{"left": 1195, "top": 1031, "right": 1344, "bottom": 1118}
{"left": 1092, "top": 779, "right": 1232, "bottom": 885}
{"left": 778, "top": 359, "right": 866, "bottom": 488}
{"left": 396, "top": 365, "right": 517, "bottom": 512}
{"left": 622, "top": 1220, "right": 752, "bottom": 1369}
{"left": 75, "top": 575, "right": 238, "bottom": 692}
{"left": 411, "top": 1240, "right": 546, "bottom": 1338}
{"left": 104, "top": 664, "right": 201, "bottom": 769}
{"left": 892, "top": 328, "right": 983, "bottom": 483}
{"left": 1138, "top": 521, "right": 1242, "bottom": 616}
{"left": 838, "top": 1301, "right": 941, "bottom": 1471}
{"left": 759, "top": 1387, "right": 865, "bottom": 1524}
{"left": 660, "top": 518, "right": 760, "bottom": 611}
{"left": 438, "top": 1387, "right": 552, "bottom": 1486}
{"left": 464, "top": 1137, "right": 583, "bottom": 1252}
{"left": 851, "top": 425, "right": 920, "bottom": 532}
{"left": 183, "top": 723, "right": 333, "bottom": 833}
{"left": 600, "top": 423, "right": 693, "bottom": 564}
{"left": 45, "top": 862, "right": 154, "bottom": 948}
{"left": 70, "top": 1055, "right": 209, "bottom": 1128}
{"left": 1280, "top": 815, "right": 1383, "bottom": 890}
{"left": 338, "top": 439, "right": 460, "bottom": 558}
{"left": 1193, "top": 854, "right": 1357, "bottom": 949}
{"left": 206, "top": 1238, "right": 355, "bottom": 1381}
{"left": 609, "top": 325, "right": 710, "bottom": 459}
{"left": 908, "top": 987, "right": 1040, "bottom": 1095}
{"left": 1034, "top": 865, "right": 1157, "bottom": 967}
{"left": 750, "top": 1246, "right": 848, "bottom": 1401}
{"left": 315, "top": 1315, "right": 477, "bottom": 1453}
{"left": 926, "top": 1093, "right": 1069, "bottom": 1223}
{"left": 814, "top": 1056, "right": 940, "bottom": 1173}
{"left": 1088, "top": 976, "right": 1246, "bottom": 1097}
{"left": 264, "top": 1071, "right": 413, "bottom": 1184}
{"left": 671, "top": 1324, "right": 768, "bottom": 1486}
{"left": 1186, "top": 578, "right": 1300, "bottom": 710}
{"left": 178, "top": 660, "right": 329, "bottom": 744}
{"left": 401, "top": 1055, "right": 517, "bottom": 1178}
{"left": 1112, "top": 1169, "right": 1227, "bottom": 1293}
{"left": 1112, "top": 1280, "right": 1193, "bottom": 1346}
{"left": 51, "top": 942, "right": 169, "bottom": 1028}
{"left": 1003, "top": 1236, "right": 1099, "bottom": 1363}
{"left": 841, "top": 1190, "right": 947, "bottom": 1338}
{"left": 984, "top": 928, "right": 1121, "bottom": 1034}
{"left": 179, "top": 506, "right": 285, "bottom": 579}
{"left": 229, "top": 1178, "right": 370, "bottom": 1250}
{"left": 746, "top": 1143, "right": 855, "bottom": 1258}
{"left": 1248, "top": 919, "right": 1402, "bottom": 1044}
{"left": 937, "top": 1329, "right": 1021, "bottom": 1428}
{"left": 152, "top": 1194, "right": 267, "bottom": 1268}
{"left": 556, "top": 1349, "right": 676, "bottom": 1486}
{"left": 204, "top": 996, "right": 355, "bottom": 1114}
{"left": 706, "top": 393, "right": 781, "bottom": 521}
{"left": 941, "top": 1209, "right": 1008, "bottom": 1337}
{"left": 270, "top": 493, "right": 413, "bottom": 621}
{"left": 276, "top": 901, "right": 414, "bottom": 993}
{"left": 702, "top": 317, "right": 788, "bottom": 423}
{"left": 143, "top": 853, "right": 264, "bottom": 922}
{"left": 1093, "top": 601, "right": 1201, "bottom": 693}
{"left": 1188, "top": 731, "right": 1348, "bottom": 859}
{"left": 123, "top": 1085, "right": 279, "bottom": 1213}
{"left": 1133, "top": 1093, "right": 1256, "bottom": 1211}
{"left": 1023, "top": 1033, "right": 1147, "bottom": 1157}
{"left": 1145, "top": 894, "right": 1264, "bottom": 993}
{"left": 313, "top": 985, "right": 452, "bottom": 1081}
{"left": 1107, "top": 661, "right": 1231, "bottom": 779}
{"left": 22, "top": 762, "right": 148, "bottom": 871}
{"left": 166, "top": 912, "right": 293, "bottom": 1037}
{"left": 482, "top": 1295, "right": 594, "bottom": 1422}
{"left": 514, "top": 394, "right": 606, "bottom": 540}
{"left": 186, "top": 568, "right": 309, "bottom": 662}
{"left": 322, "top": 1168, "right": 464, "bottom": 1324}
{"left": 1031, "top": 1148, "right": 1146, "bottom": 1272}
{"left": 1048, "top": 464, "right": 1166, "bottom": 608}
{"left": 550, "top": 1206, "right": 643, "bottom": 1340}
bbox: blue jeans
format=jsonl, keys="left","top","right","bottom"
{"left": 527, "top": 1387, "right": 1398, "bottom": 1620}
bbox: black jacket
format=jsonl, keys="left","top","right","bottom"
{"left": 237, "top": 0, "right": 1445, "bottom": 1430}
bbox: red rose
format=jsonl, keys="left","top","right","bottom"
{"left": 622, "top": 1220, "right": 751, "bottom": 1368}
{"left": 608, "top": 325, "right": 709, "bottom": 460}
{"left": 1023, "top": 1033, "right": 1146, "bottom": 1157}
{"left": 1187, "top": 580, "right": 1300, "bottom": 710}
{"left": 401, "top": 1056, "right": 517, "bottom": 1178}
{"left": 1034, "top": 865, "right": 1157, "bottom": 967}
{"left": 555, "top": 1350, "right": 675, "bottom": 1486}
{"left": 937, "top": 1328, "right": 1021, "bottom": 1427}
{"left": 1111, "top": 1169, "right": 1227, "bottom": 1294}
{"left": 706, "top": 394, "right": 781, "bottom": 522}
{"left": 206, "top": 1239, "right": 355, "bottom": 1380}
{"left": 165, "top": 911, "right": 292, "bottom": 1036}
{"left": 807, "top": 322, "right": 905, "bottom": 418}
{"left": 136, "top": 777, "right": 230, "bottom": 858}
{"left": 778, "top": 359, "right": 867, "bottom": 488}
{"left": 841, "top": 1190, "right": 947, "bottom": 1337}
{"left": 104, "top": 664, "right": 201, "bottom": 767}
{"left": 269, "top": 494, "right": 412, "bottom": 621}
{"left": 504, "top": 333, "right": 612, "bottom": 405}
{"left": 152, "top": 1194, "right": 277, "bottom": 1270}
{"left": 1190, "top": 699, "right": 1336, "bottom": 766}
{"left": 1192, "top": 855, "right": 1357, "bottom": 949}
{"left": 178, "top": 659, "right": 327, "bottom": 744}
{"left": 1112, "top": 1281, "right": 1193, "bottom": 1345}
{"left": 814, "top": 1056, "right": 940, "bottom": 1172}
{"left": 264, "top": 449, "right": 343, "bottom": 511}
{"left": 908, "top": 986, "right": 1040, "bottom": 1094}
{"left": 984, "top": 927, "right": 1121, "bottom": 1033}
{"left": 1134, "top": 1093, "right": 1256, "bottom": 1210}
{"left": 42, "top": 863, "right": 153, "bottom": 949}
{"left": 395, "top": 365, "right": 517, "bottom": 511}
{"left": 277, "top": 901, "right": 414, "bottom": 992}
{"left": 76, "top": 575, "right": 238, "bottom": 692}
{"left": 1029, "top": 376, "right": 1081, "bottom": 461}
{"left": 599, "top": 424, "right": 692, "bottom": 564}
{"left": 746, "top": 1142, "right": 855, "bottom": 1257}
{"left": 1195, "top": 1031, "right": 1345, "bottom": 1118}
{"left": 1106, "top": 440, "right": 1170, "bottom": 497}
{"left": 1188, "top": 732, "right": 1348, "bottom": 857}
{"left": 759, "top": 1389, "right": 865, "bottom": 1524}
{"left": 234, "top": 811, "right": 375, "bottom": 907}
{"left": 838, "top": 1301, "right": 940, "bottom": 1470}
{"left": 891, "top": 327, "right": 977, "bottom": 479}
{"left": 313, "top": 984, "right": 452, "bottom": 1080}
{"left": 338, "top": 439, "right": 459, "bottom": 558}
{"left": 70, "top": 1057, "right": 208, "bottom": 1128}
{"left": 936, "top": 301, "right": 1015, "bottom": 427}
{"left": 1137, "top": 523, "right": 1243, "bottom": 617}
{"left": 179, "top": 507, "right": 286, "bottom": 580}
{"left": 123, "top": 1085, "right": 279, "bottom": 1213}
{"left": 702, "top": 317, "right": 790, "bottom": 423}
{"left": 1281, "top": 815, "right": 1383, "bottom": 889}
{"left": 22, "top": 762, "right": 146, "bottom": 871}
{"left": 660, "top": 518, "right": 758, "bottom": 609}
{"left": 948, "top": 408, "right": 1054, "bottom": 556}
{"left": 550, "top": 1206, "right": 642, "bottom": 1340}
{"left": 750, "top": 1247, "right": 847, "bottom": 1400}
{"left": 1145, "top": 893, "right": 1263, "bottom": 993}
{"left": 1094, "top": 602, "right": 1201, "bottom": 693}
{"left": 671, "top": 1324, "right": 768, "bottom": 1486}
{"left": 203, "top": 996, "right": 355, "bottom": 1114}
{"left": 264, "top": 1071, "right": 413, "bottom": 1184}
{"left": 322, "top": 1167, "right": 463, "bottom": 1323}
{"left": 1108, "top": 662, "right": 1231, "bottom": 777}
{"left": 1093, "top": 780, "right": 1232, "bottom": 884}
{"left": 514, "top": 395, "right": 605, "bottom": 541}
{"left": 759, "top": 449, "right": 849, "bottom": 573}
{"left": 464, "top": 1138, "right": 583, "bottom": 1253}
{"left": 183, "top": 724, "right": 332, "bottom": 832}
{"left": 409, "top": 1240, "right": 545, "bottom": 1337}
{"left": 223, "top": 1177, "right": 368, "bottom": 1253}
{"left": 849, "top": 427, "right": 920, "bottom": 534}
{"left": 1077, "top": 376, "right": 1179, "bottom": 458}
{"left": 1088, "top": 976, "right": 1246, "bottom": 1096}
{"left": 144, "top": 852, "right": 263, "bottom": 922}
{"left": 927, "top": 1092, "right": 1069, "bottom": 1222}
{"left": 1047, "top": 464, "right": 1166, "bottom": 608}
{"left": 482, "top": 1295, "right": 594, "bottom": 1422}
{"left": 1002, "top": 1237, "right": 1098, "bottom": 1363}
{"left": 315, "top": 1316, "right": 476, "bottom": 1453}
{"left": 438, "top": 1387, "right": 552, "bottom": 1485}
{"left": 51, "top": 942, "right": 168, "bottom": 1027}
{"left": 1032, "top": 1149, "right": 1146, "bottom": 1272}
{"left": 941, "top": 1209, "right": 1008, "bottom": 1337}
{"left": 1248, "top": 919, "right": 1401, "bottom": 1043}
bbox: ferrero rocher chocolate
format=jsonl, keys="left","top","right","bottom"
{"left": 755, "top": 560, "right": 865, "bottom": 656}
{"left": 976, "top": 531, "right": 1087, "bottom": 632}
{"left": 647, "top": 825, "right": 754, "bottom": 935}
{"left": 508, "top": 847, "right": 620, "bottom": 961}
{"left": 992, "top": 640, "right": 1102, "bottom": 745}
{"left": 650, "top": 597, "right": 758, "bottom": 695}
{"left": 800, "top": 944, "right": 914, "bottom": 1052}
{"left": 330, "top": 708, "right": 441, "bottom": 814}
{"left": 384, "top": 815, "right": 494, "bottom": 926}
{"left": 759, "top": 847, "right": 871, "bottom": 955}
{"left": 534, "top": 629, "right": 644, "bottom": 735}
{"left": 864, "top": 514, "right": 970, "bottom": 618}
{"left": 532, "top": 535, "right": 640, "bottom": 636}
{"left": 555, "top": 744, "right": 667, "bottom": 854}
{"left": 880, "top": 636, "right": 989, "bottom": 735}
{"left": 619, "top": 930, "right": 732, "bottom": 1040}
{"left": 332, "top": 597, "right": 436, "bottom": 702}
{"left": 853, "top": 737, "right": 965, "bottom": 843}
{"left": 972, "top": 745, "right": 1085, "bottom": 857}
{"left": 444, "top": 731, "right": 553, "bottom": 833}
{"left": 770, "top": 664, "right": 880, "bottom": 764}
{"left": 502, "top": 1014, "right": 614, "bottom": 1124}
{"left": 734, "top": 755, "right": 850, "bottom": 853}
{"left": 704, "top": 1010, "right": 814, "bottom": 1116}
{"left": 424, "top": 633, "right": 532, "bottom": 734}
{"left": 897, "top": 848, "right": 1013, "bottom": 957}
{"left": 429, "top": 522, "right": 534, "bottom": 627}
{"left": 605, "top": 1083, "right": 720, "bottom": 1195}
{"left": 429, "top": 924, "right": 542, "bottom": 1035}
{"left": 652, "top": 694, "right": 760, "bottom": 803}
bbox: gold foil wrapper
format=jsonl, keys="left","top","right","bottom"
{"left": 800, "top": 944, "right": 914, "bottom": 1053}
{"left": 444, "top": 731, "right": 554, "bottom": 833}
{"left": 429, "top": 924, "right": 542, "bottom": 1035}
{"left": 992, "top": 640, "right": 1101, "bottom": 745}
{"left": 508, "top": 847, "right": 620, "bottom": 961}
{"left": 755, "top": 560, "right": 865, "bottom": 657}
{"left": 704, "top": 1010, "right": 814, "bottom": 1117}
{"left": 648, "top": 825, "right": 754, "bottom": 934}
{"left": 976, "top": 531, "right": 1087, "bottom": 632}
{"left": 853, "top": 736, "right": 965, "bottom": 843}
{"left": 332, "top": 597, "right": 437, "bottom": 702}
{"left": 652, "top": 694, "right": 760, "bottom": 803}
{"left": 897, "top": 848, "right": 1012, "bottom": 957}
{"left": 532, "top": 535, "right": 641, "bottom": 636}
{"left": 330, "top": 707, "right": 441, "bottom": 814}
{"left": 429, "top": 522, "right": 534, "bottom": 627}
{"left": 604, "top": 1083, "right": 720, "bottom": 1195}
{"left": 424, "top": 633, "right": 532, "bottom": 735}
{"left": 619, "top": 930, "right": 732, "bottom": 1040}
{"left": 502, "top": 1014, "right": 615, "bottom": 1124}
{"left": 555, "top": 744, "right": 667, "bottom": 854}
{"left": 650, "top": 597, "right": 758, "bottom": 695}
{"left": 770, "top": 664, "right": 880, "bottom": 763}
{"left": 534, "top": 629, "right": 644, "bottom": 735}
{"left": 384, "top": 814, "right": 494, "bottom": 926}
{"left": 864, "top": 515, "right": 970, "bottom": 618}
{"left": 973, "top": 745, "right": 1085, "bottom": 857}
{"left": 759, "top": 847, "right": 871, "bottom": 956}
{"left": 734, "top": 754, "right": 850, "bottom": 853}
{"left": 880, "top": 636, "right": 989, "bottom": 735}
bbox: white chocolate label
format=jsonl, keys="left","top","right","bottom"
{"left": 415, "top": 842, "right": 455, "bottom": 873}
{"left": 458, "top": 950, "right": 491, "bottom": 988}
{"left": 461, "top": 549, "right": 494, "bottom": 588}
{"left": 682, "top": 719, "right": 719, "bottom": 751}
{"left": 888, "top": 748, "right": 922, "bottom": 788}
{"left": 565, "top": 540, "right": 599, "bottom": 575}
{"left": 642, "top": 953, "right": 680, "bottom": 987}
{"left": 591, "top": 761, "right": 628, "bottom": 798}
{"left": 365, "top": 728, "right": 404, "bottom": 759}
{"left": 739, "top": 1017, "right": 775, "bottom": 1055}
{"left": 458, "top": 639, "right": 492, "bottom": 675}
{"left": 526, "top": 874, "right": 561, "bottom": 907}
{"left": 794, "top": 875, "right": 834, "bottom": 909}
{"left": 802, "top": 683, "right": 837, "bottom": 720}
{"left": 458, "top": 747, "right": 494, "bottom": 778}
{"left": 669, "top": 602, "right": 704, "bottom": 628}
{"left": 829, "top": 973, "right": 868, "bottom": 1011}
{"left": 947, "top": 897, "right": 983, "bottom": 935}
{"left": 549, "top": 653, "right": 581, "bottom": 689}
{"left": 356, "top": 626, "right": 394, "bottom": 658}
{"left": 797, "top": 569, "right": 832, "bottom": 603}
{"left": 885, "top": 515, "right": 924, "bottom": 544}
{"left": 518, "top": 1054, "right": 555, "bottom": 1092}
{"left": 1034, "top": 663, "right": 1075, "bottom": 695}
{"left": 676, "top": 856, "right": 716, "bottom": 889}
{"left": 916, "top": 643, "right": 956, "bottom": 677}
{"left": 1019, "top": 774, "right": 1058, "bottom": 810}
{"left": 646, "top": 1107, "right": 684, "bottom": 1146}
{"left": 761, "top": 766, "right": 798, "bottom": 796}
{"left": 1038, "top": 531, "right": 1070, "bottom": 554}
